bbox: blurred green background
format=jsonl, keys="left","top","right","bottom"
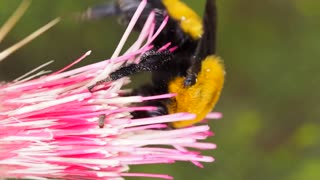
{"left": 1, "top": 0, "right": 319, "bottom": 179}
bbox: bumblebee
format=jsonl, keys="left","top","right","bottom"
{"left": 85, "top": 0, "right": 225, "bottom": 128}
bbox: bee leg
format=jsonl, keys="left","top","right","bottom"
{"left": 131, "top": 100, "right": 168, "bottom": 118}
{"left": 88, "top": 50, "right": 172, "bottom": 92}
{"left": 129, "top": 84, "right": 168, "bottom": 119}
{"left": 111, "top": 50, "right": 172, "bottom": 80}
{"left": 183, "top": 0, "right": 218, "bottom": 88}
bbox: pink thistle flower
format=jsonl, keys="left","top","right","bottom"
{"left": 0, "top": 1, "right": 219, "bottom": 179}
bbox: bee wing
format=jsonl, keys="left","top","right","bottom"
{"left": 81, "top": 0, "right": 147, "bottom": 20}
{"left": 80, "top": 2, "right": 121, "bottom": 21}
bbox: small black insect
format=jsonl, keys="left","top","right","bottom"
{"left": 98, "top": 114, "right": 106, "bottom": 128}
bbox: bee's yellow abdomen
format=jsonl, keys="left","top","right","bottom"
{"left": 167, "top": 55, "right": 225, "bottom": 128}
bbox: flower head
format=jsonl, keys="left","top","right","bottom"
{"left": 0, "top": 0, "right": 219, "bottom": 179}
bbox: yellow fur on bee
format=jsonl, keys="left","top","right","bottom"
{"left": 167, "top": 55, "right": 225, "bottom": 128}
{"left": 162, "top": 0, "right": 203, "bottom": 40}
